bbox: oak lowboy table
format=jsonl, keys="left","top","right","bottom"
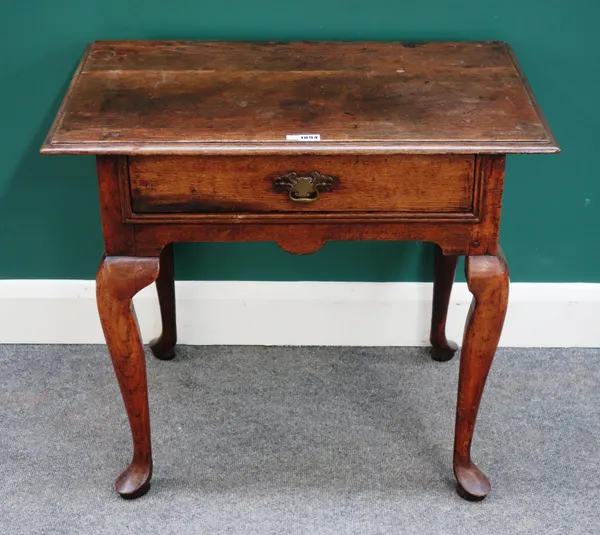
{"left": 42, "top": 40, "right": 558, "bottom": 501}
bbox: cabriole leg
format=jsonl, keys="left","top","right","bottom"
{"left": 430, "top": 245, "right": 459, "bottom": 361}
{"left": 454, "top": 249, "right": 509, "bottom": 501}
{"left": 149, "top": 244, "right": 177, "bottom": 360}
{"left": 96, "top": 255, "right": 160, "bottom": 499}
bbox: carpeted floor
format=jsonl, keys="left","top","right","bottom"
{"left": 1, "top": 345, "right": 599, "bottom": 534}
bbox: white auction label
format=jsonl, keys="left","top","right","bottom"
{"left": 286, "top": 134, "right": 321, "bottom": 141}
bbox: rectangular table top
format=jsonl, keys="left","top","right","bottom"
{"left": 41, "top": 40, "right": 558, "bottom": 155}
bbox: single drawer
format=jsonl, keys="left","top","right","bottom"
{"left": 128, "top": 155, "right": 476, "bottom": 214}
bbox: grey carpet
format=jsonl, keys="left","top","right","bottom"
{"left": 1, "top": 345, "right": 599, "bottom": 535}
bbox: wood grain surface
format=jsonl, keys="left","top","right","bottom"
{"left": 128, "top": 155, "right": 475, "bottom": 214}
{"left": 41, "top": 41, "right": 559, "bottom": 155}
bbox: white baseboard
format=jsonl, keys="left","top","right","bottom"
{"left": 0, "top": 280, "right": 598, "bottom": 347}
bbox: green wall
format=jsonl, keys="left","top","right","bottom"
{"left": 1, "top": 1, "right": 598, "bottom": 282}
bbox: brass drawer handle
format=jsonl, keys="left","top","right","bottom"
{"left": 273, "top": 171, "right": 336, "bottom": 203}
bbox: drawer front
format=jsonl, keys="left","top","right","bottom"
{"left": 128, "top": 155, "right": 475, "bottom": 214}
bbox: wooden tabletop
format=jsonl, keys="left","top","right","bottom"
{"left": 41, "top": 41, "right": 558, "bottom": 155}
